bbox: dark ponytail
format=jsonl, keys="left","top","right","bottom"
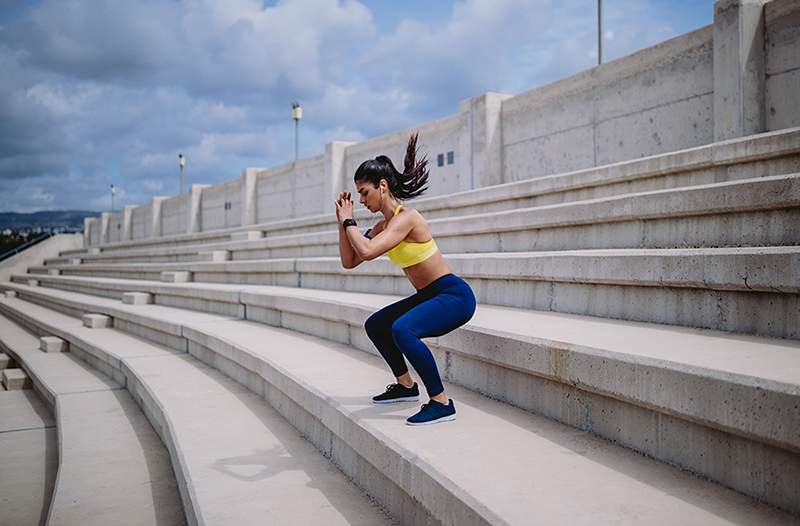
{"left": 354, "top": 132, "right": 429, "bottom": 200}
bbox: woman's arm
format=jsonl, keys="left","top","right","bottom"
{"left": 344, "top": 212, "right": 412, "bottom": 261}
{"left": 335, "top": 192, "right": 362, "bottom": 268}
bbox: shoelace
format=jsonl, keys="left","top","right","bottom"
{"left": 386, "top": 383, "right": 412, "bottom": 392}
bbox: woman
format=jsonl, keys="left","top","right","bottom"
{"left": 334, "top": 132, "right": 476, "bottom": 425}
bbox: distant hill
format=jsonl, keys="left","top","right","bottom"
{"left": 0, "top": 210, "right": 97, "bottom": 231}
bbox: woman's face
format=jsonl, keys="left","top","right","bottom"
{"left": 355, "top": 180, "right": 381, "bottom": 212}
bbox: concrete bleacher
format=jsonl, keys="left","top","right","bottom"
{"left": 1, "top": 124, "right": 799, "bottom": 524}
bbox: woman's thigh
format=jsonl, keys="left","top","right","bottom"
{"left": 393, "top": 289, "right": 475, "bottom": 339}
{"left": 366, "top": 292, "right": 425, "bottom": 332}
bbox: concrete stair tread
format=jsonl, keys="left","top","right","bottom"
{"left": 1, "top": 295, "right": 796, "bottom": 523}
{"left": 0, "top": 389, "right": 54, "bottom": 432}
{"left": 0, "top": 314, "right": 121, "bottom": 396}
{"left": 48, "top": 390, "right": 187, "bottom": 526}
{"left": 9, "top": 274, "right": 800, "bottom": 387}
{"left": 0, "top": 313, "right": 186, "bottom": 525}
{"left": 0, "top": 390, "right": 58, "bottom": 526}
{"left": 53, "top": 173, "right": 800, "bottom": 265}
{"left": 0, "top": 298, "right": 394, "bottom": 525}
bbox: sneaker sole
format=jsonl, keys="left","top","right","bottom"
{"left": 406, "top": 414, "right": 456, "bottom": 426}
{"left": 372, "top": 396, "right": 420, "bottom": 404}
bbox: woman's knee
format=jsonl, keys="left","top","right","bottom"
{"left": 365, "top": 311, "right": 389, "bottom": 340}
{"left": 390, "top": 318, "right": 415, "bottom": 346}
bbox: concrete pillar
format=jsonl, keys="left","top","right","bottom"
{"left": 150, "top": 197, "right": 166, "bottom": 238}
{"left": 240, "top": 168, "right": 258, "bottom": 226}
{"left": 121, "top": 205, "right": 135, "bottom": 241}
{"left": 324, "top": 141, "right": 354, "bottom": 205}
{"left": 99, "top": 212, "right": 112, "bottom": 245}
{"left": 83, "top": 217, "right": 94, "bottom": 247}
{"left": 187, "top": 184, "right": 209, "bottom": 234}
{"left": 713, "top": 0, "right": 768, "bottom": 141}
{"left": 459, "top": 92, "right": 512, "bottom": 189}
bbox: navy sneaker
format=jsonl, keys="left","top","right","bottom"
{"left": 406, "top": 399, "right": 456, "bottom": 426}
{"left": 372, "top": 382, "right": 420, "bottom": 404}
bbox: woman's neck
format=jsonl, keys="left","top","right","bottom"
{"left": 381, "top": 197, "right": 401, "bottom": 221}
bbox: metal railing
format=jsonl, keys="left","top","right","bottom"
{"left": 0, "top": 232, "right": 55, "bottom": 263}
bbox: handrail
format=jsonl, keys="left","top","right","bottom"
{"left": 0, "top": 232, "right": 55, "bottom": 263}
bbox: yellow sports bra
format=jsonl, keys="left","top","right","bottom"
{"left": 386, "top": 205, "right": 439, "bottom": 268}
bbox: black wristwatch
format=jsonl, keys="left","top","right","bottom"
{"left": 342, "top": 218, "right": 358, "bottom": 229}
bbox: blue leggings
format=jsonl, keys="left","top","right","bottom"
{"left": 364, "top": 273, "right": 476, "bottom": 397}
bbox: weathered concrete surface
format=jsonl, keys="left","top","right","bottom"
{"left": 0, "top": 391, "right": 57, "bottom": 526}
{"left": 0, "top": 299, "right": 394, "bottom": 526}
{"left": 3, "top": 368, "right": 32, "bottom": 390}
{"left": 82, "top": 313, "right": 112, "bottom": 329}
{"left": 2, "top": 279, "right": 799, "bottom": 514}
{"left": 0, "top": 313, "right": 187, "bottom": 526}
{"left": 40, "top": 335, "right": 68, "bottom": 353}
{"left": 122, "top": 291, "right": 153, "bottom": 305}
{"left": 2, "top": 294, "right": 798, "bottom": 524}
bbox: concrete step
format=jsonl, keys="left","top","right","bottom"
{"left": 2, "top": 278, "right": 799, "bottom": 515}
{"left": 81, "top": 127, "right": 800, "bottom": 255}
{"left": 24, "top": 246, "right": 800, "bottom": 338}
{"left": 2, "top": 368, "right": 32, "bottom": 390}
{"left": 0, "top": 314, "right": 186, "bottom": 526}
{"left": 0, "top": 298, "right": 395, "bottom": 526}
{"left": 0, "top": 290, "right": 797, "bottom": 523}
{"left": 0, "top": 389, "right": 57, "bottom": 526}
{"left": 45, "top": 174, "right": 800, "bottom": 267}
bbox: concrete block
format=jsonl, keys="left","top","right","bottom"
{"left": 88, "top": 248, "right": 101, "bottom": 255}
{"left": 40, "top": 336, "right": 68, "bottom": 353}
{"left": 82, "top": 314, "right": 112, "bottom": 329}
{"left": 47, "top": 269, "right": 61, "bottom": 276}
{"left": 2, "top": 369, "right": 32, "bottom": 390}
{"left": 230, "top": 231, "right": 263, "bottom": 242}
{"left": 70, "top": 258, "right": 82, "bottom": 265}
{"left": 198, "top": 250, "right": 230, "bottom": 262}
{"left": 5, "top": 291, "right": 17, "bottom": 298}
{"left": 160, "top": 271, "right": 192, "bottom": 283}
{"left": 122, "top": 292, "right": 153, "bottom": 305}
{"left": 27, "top": 280, "right": 38, "bottom": 287}
{"left": 0, "top": 353, "right": 10, "bottom": 369}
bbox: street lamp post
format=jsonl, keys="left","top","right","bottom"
{"left": 597, "top": 0, "right": 604, "bottom": 65}
{"left": 178, "top": 153, "right": 185, "bottom": 194}
{"left": 292, "top": 102, "right": 302, "bottom": 162}
{"left": 110, "top": 184, "right": 116, "bottom": 212}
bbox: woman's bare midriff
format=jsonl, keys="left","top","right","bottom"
{"left": 403, "top": 251, "right": 453, "bottom": 290}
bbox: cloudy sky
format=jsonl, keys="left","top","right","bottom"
{"left": 0, "top": 0, "right": 713, "bottom": 213}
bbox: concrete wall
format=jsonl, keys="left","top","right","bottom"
{"left": 131, "top": 202, "right": 153, "bottom": 241}
{"left": 502, "top": 27, "right": 714, "bottom": 183}
{"left": 160, "top": 194, "right": 189, "bottom": 237}
{"left": 342, "top": 113, "right": 468, "bottom": 199}
{"left": 84, "top": 0, "right": 799, "bottom": 246}
{"left": 107, "top": 212, "right": 123, "bottom": 243}
{"left": 0, "top": 234, "right": 82, "bottom": 283}
{"left": 201, "top": 179, "right": 242, "bottom": 231}
{"left": 765, "top": 0, "right": 800, "bottom": 130}
{"left": 255, "top": 155, "right": 325, "bottom": 222}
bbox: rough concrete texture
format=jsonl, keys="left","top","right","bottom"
{"left": 5, "top": 290, "right": 16, "bottom": 298}
{"left": 2, "top": 294, "right": 797, "bottom": 524}
{"left": 160, "top": 271, "right": 192, "bottom": 283}
{"left": 47, "top": 268, "right": 60, "bottom": 276}
{"left": 0, "top": 352, "right": 10, "bottom": 369}
{"left": 230, "top": 230, "right": 263, "bottom": 242}
{"left": 122, "top": 292, "right": 153, "bottom": 305}
{"left": 3, "top": 368, "right": 32, "bottom": 390}
{"left": 2, "top": 280, "right": 799, "bottom": 514}
{"left": 0, "top": 391, "right": 57, "bottom": 526}
{"left": 0, "top": 314, "right": 186, "bottom": 526}
{"left": 39, "top": 336, "right": 67, "bottom": 353}
{"left": 27, "top": 279, "right": 38, "bottom": 287}
{"left": 82, "top": 313, "right": 112, "bottom": 329}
